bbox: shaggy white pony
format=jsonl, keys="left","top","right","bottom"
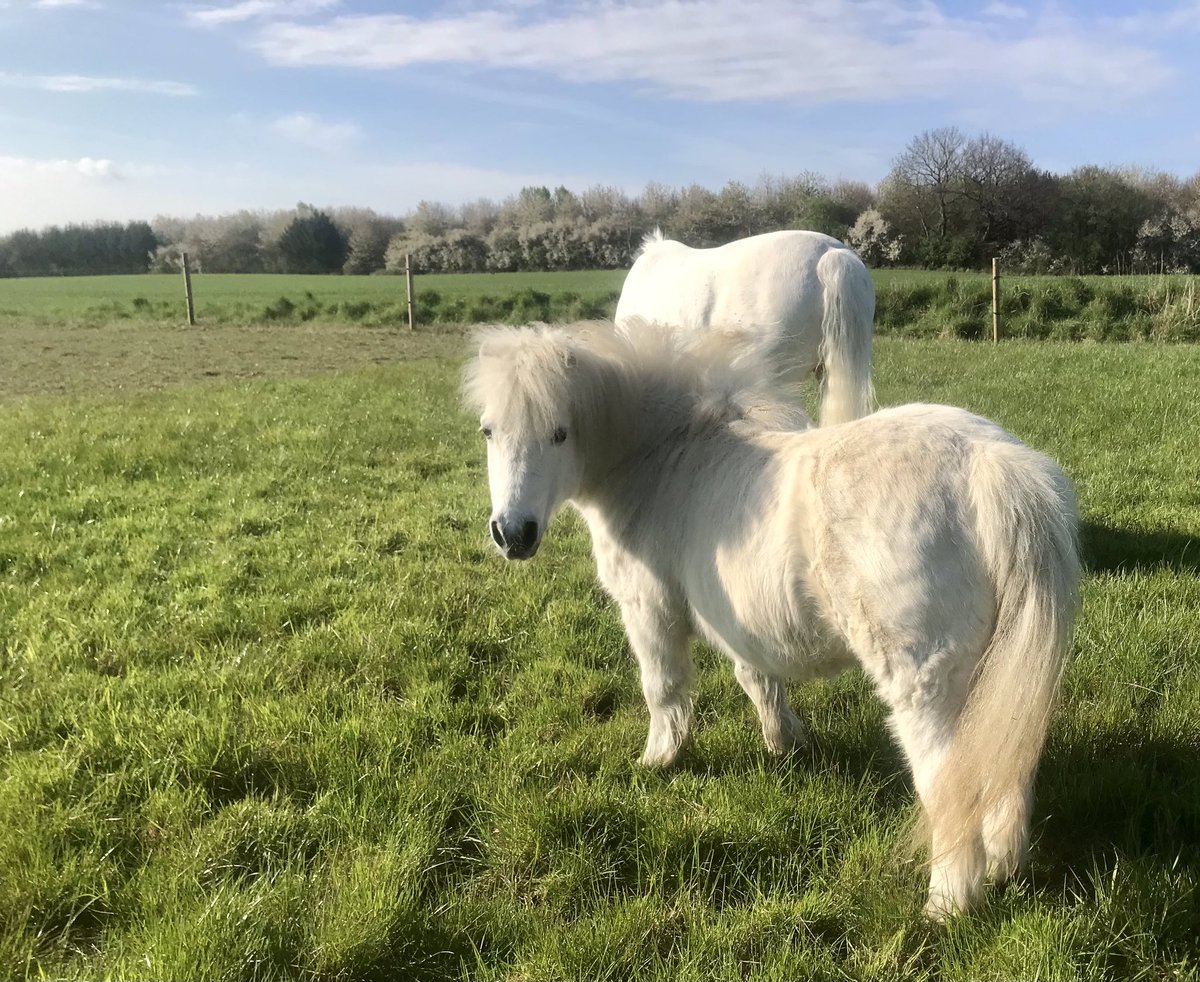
{"left": 615, "top": 229, "right": 876, "bottom": 425}
{"left": 465, "top": 323, "right": 1080, "bottom": 919}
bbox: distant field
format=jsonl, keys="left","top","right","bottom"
{"left": 1, "top": 268, "right": 1198, "bottom": 340}
{"left": 0, "top": 271, "right": 627, "bottom": 327}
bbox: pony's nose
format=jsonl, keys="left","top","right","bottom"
{"left": 520, "top": 519, "right": 538, "bottom": 547}
{"left": 490, "top": 517, "right": 540, "bottom": 559}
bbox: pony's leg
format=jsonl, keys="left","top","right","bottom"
{"left": 621, "top": 604, "right": 695, "bottom": 767}
{"left": 732, "top": 660, "right": 806, "bottom": 755}
{"left": 889, "top": 695, "right": 986, "bottom": 920}
{"left": 982, "top": 786, "right": 1031, "bottom": 884}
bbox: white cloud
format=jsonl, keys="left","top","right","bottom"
{"left": 248, "top": 0, "right": 1175, "bottom": 111}
{"left": 186, "top": 0, "right": 337, "bottom": 27}
{"left": 0, "top": 156, "right": 182, "bottom": 232}
{"left": 270, "top": 112, "right": 360, "bottom": 149}
{"left": 33, "top": 0, "right": 103, "bottom": 8}
{"left": 0, "top": 155, "right": 121, "bottom": 180}
{"left": 0, "top": 71, "right": 196, "bottom": 96}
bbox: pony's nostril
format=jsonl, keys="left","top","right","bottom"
{"left": 522, "top": 520, "right": 538, "bottom": 546}
{"left": 490, "top": 520, "right": 505, "bottom": 548}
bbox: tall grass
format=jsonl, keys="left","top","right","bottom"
{"left": 875, "top": 273, "right": 1200, "bottom": 342}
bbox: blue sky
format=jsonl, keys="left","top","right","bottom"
{"left": 1, "top": 0, "right": 1198, "bottom": 233}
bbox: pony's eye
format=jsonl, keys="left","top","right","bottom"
{"left": 480, "top": 426, "right": 493, "bottom": 440}
{"left": 552, "top": 426, "right": 568, "bottom": 445}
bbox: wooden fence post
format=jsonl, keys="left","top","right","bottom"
{"left": 991, "top": 257, "right": 1000, "bottom": 343}
{"left": 405, "top": 253, "right": 415, "bottom": 331}
{"left": 182, "top": 251, "right": 196, "bottom": 327}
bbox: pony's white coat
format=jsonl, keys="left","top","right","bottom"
{"left": 465, "top": 325, "right": 1080, "bottom": 918}
{"left": 615, "top": 229, "right": 876, "bottom": 424}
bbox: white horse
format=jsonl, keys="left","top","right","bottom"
{"left": 615, "top": 229, "right": 876, "bottom": 425}
{"left": 465, "top": 324, "right": 1080, "bottom": 919}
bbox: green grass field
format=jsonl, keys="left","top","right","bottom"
{"left": 0, "top": 271, "right": 628, "bottom": 329}
{"left": 2, "top": 269, "right": 1197, "bottom": 340}
{"left": 1, "top": 326, "right": 1198, "bottom": 980}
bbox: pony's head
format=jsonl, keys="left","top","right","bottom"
{"left": 463, "top": 322, "right": 811, "bottom": 560}
{"left": 463, "top": 326, "right": 600, "bottom": 560}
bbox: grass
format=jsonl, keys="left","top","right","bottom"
{"left": 873, "top": 272, "right": 1200, "bottom": 342}
{"left": 1, "top": 332, "right": 1199, "bottom": 980}
{"left": 0, "top": 271, "right": 627, "bottom": 329}
{"left": 2, "top": 269, "right": 1199, "bottom": 340}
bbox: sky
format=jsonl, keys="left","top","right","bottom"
{"left": 1, "top": 0, "right": 1199, "bottom": 233}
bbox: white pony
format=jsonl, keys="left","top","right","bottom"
{"left": 615, "top": 229, "right": 876, "bottom": 425}
{"left": 465, "top": 324, "right": 1080, "bottom": 918}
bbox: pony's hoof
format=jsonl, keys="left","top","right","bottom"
{"left": 763, "top": 721, "right": 807, "bottom": 756}
{"left": 922, "top": 894, "right": 959, "bottom": 923}
{"left": 640, "top": 740, "right": 687, "bottom": 767}
{"left": 986, "top": 853, "right": 1021, "bottom": 886}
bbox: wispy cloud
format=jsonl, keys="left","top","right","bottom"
{"left": 270, "top": 111, "right": 360, "bottom": 149}
{"left": 0, "top": 155, "right": 121, "bottom": 180}
{"left": 186, "top": 0, "right": 337, "bottom": 27}
{"left": 32, "top": 0, "right": 104, "bottom": 8}
{"left": 0, "top": 71, "right": 196, "bottom": 96}
{"left": 247, "top": 0, "right": 1175, "bottom": 111}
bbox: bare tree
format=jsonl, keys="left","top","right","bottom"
{"left": 888, "top": 126, "right": 967, "bottom": 240}
{"left": 958, "top": 134, "right": 1050, "bottom": 249}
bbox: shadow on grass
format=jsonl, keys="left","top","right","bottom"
{"left": 1035, "top": 726, "right": 1200, "bottom": 895}
{"left": 1082, "top": 519, "right": 1200, "bottom": 574}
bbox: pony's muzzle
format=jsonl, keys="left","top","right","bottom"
{"left": 490, "top": 517, "right": 540, "bottom": 560}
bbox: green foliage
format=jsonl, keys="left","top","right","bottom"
{"left": 276, "top": 208, "right": 349, "bottom": 275}
{"left": 0, "top": 221, "right": 157, "bottom": 277}
{"left": 1, "top": 338, "right": 1199, "bottom": 979}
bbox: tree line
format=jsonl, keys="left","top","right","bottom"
{"left": 3, "top": 128, "right": 1199, "bottom": 278}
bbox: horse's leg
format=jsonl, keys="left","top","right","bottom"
{"left": 982, "top": 786, "right": 1031, "bottom": 884}
{"left": 891, "top": 709, "right": 984, "bottom": 919}
{"left": 886, "top": 671, "right": 986, "bottom": 920}
{"left": 732, "top": 659, "right": 806, "bottom": 755}
{"left": 621, "top": 603, "right": 695, "bottom": 767}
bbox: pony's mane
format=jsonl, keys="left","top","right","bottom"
{"left": 464, "top": 321, "right": 812, "bottom": 437}
{"left": 632, "top": 226, "right": 667, "bottom": 260}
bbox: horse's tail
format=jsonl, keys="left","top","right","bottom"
{"left": 928, "top": 439, "right": 1080, "bottom": 912}
{"left": 815, "top": 247, "right": 875, "bottom": 425}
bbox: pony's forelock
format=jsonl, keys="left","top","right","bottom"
{"left": 464, "top": 325, "right": 576, "bottom": 435}
{"left": 464, "top": 320, "right": 812, "bottom": 440}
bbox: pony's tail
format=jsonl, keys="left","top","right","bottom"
{"left": 815, "top": 248, "right": 875, "bottom": 426}
{"left": 926, "top": 442, "right": 1080, "bottom": 916}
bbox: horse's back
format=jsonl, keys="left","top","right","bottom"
{"left": 781, "top": 405, "right": 1072, "bottom": 661}
{"left": 616, "top": 229, "right": 852, "bottom": 335}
